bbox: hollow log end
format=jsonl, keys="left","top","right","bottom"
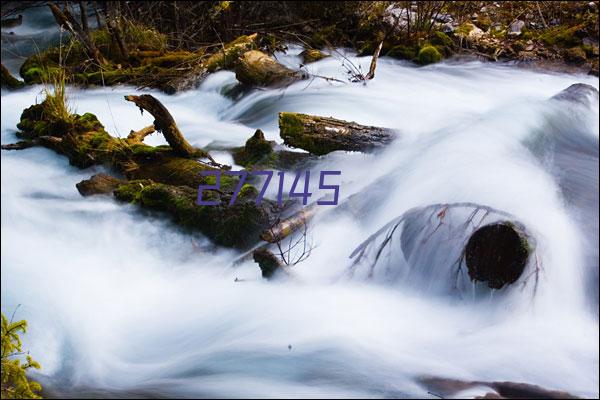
{"left": 465, "top": 222, "right": 531, "bottom": 289}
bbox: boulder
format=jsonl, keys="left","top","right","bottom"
{"left": 235, "top": 50, "right": 306, "bottom": 87}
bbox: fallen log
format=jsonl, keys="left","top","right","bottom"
{"left": 18, "top": 32, "right": 258, "bottom": 93}
{"left": 5, "top": 95, "right": 277, "bottom": 248}
{"left": 260, "top": 204, "right": 318, "bottom": 243}
{"left": 235, "top": 50, "right": 306, "bottom": 87}
{"left": 279, "top": 112, "right": 396, "bottom": 155}
{"left": 124, "top": 94, "right": 200, "bottom": 158}
{"left": 348, "top": 203, "right": 536, "bottom": 295}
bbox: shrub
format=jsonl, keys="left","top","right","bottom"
{"left": 1, "top": 313, "right": 42, "bottom": 399}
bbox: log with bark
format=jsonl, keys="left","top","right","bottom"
{"left": 279, "top": 112, "right": 396, "bottom": 155}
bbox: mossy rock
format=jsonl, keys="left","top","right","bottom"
{"left": 233, "top": 129, "right": 274, "bottom": 167}
{"left": 387, "top": 44, "right": 419, "bottom": 61}
{"left": 564, "top": 46, "right": 587, "bottom": 64}
{"left": 417, "top": 46, "right": 442, "bottom": 65}
{"left": 235, "top": 50, "right": 305, "bottom": 87}
{"left": 299, "top": 49, "right": 329, "bottom": 64}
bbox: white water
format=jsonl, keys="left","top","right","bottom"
{"left": 1, "top": 47, "right": 599, "bottom": 398}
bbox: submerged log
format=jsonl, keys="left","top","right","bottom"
{"left": 348, "top": 203, "right": 535, "bottom": 295}
{"left": 278, "top": 112, "right": 396, "bottom": 155}
{"left": 235, "top": 50, "right": 306, "bottom": 87}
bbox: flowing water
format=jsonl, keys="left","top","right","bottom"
{"left": 1, "top": 35, "right": 599, "bottom": 398}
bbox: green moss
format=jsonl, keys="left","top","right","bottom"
{"left": 431, "top": 31, "right": 453, "bottom": 48}
{"left": 417, "top": 46, "right": 442, "bottom": 65}
{"left": 387, "top": 44, "right": 419, "bottom": 60}
{"left": 539, "top": 25, "right": 584, "bottom": 47}
{"left": 278, "top": 112, "right": 305, "bottom": 138}
{"left": 300, "top": 49, "right": 329, "bottom": 64}
{"left": 233, "top": 129, "right": 274, "bottom": 167}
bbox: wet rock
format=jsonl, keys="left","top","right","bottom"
{"left": 76, "top": 173, "right": 124, "bottom": 196}
{"left": 253, "top": 248, "right": 283, "bottom": 279}
{"left": 441, "top": 23, "right": 456, "bottom": 34}
{"left": 550, "top": 83, "right": 599, "bottom": 106}
{"left": 299, "top": 49, "right": 329, "bottom": 64}
{"left": 235, "top": 50, "right": 306, "bottom": 87}
{"left": 508, "top": 20, "right": 525, "bottom": 37}
{"left": 1, "top": 63, "right": 24, "bottom": 90}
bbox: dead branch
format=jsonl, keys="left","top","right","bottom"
{"left": 124, "top": 94, "right": 200, "bottom": 158}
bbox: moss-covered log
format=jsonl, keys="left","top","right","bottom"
{"left": 235, "top": 50, "right": 306, "bottom": 87}
{"left": 113, "top": 179, "right": 272, "bottom": 248}
{"left": 279, "top": 112, "right": 396, "bottom": 155}
{"left": 5, "top": 96, "right": 280, "bottom": 249}
{"left": 124, "top": 94, "right": 200, "bottom": 158}
{"left": 18, "top": 32, "right": 259, "bottom": 93}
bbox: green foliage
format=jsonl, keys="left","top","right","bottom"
{"left": 417, "top": 45, "right": 442, "bottom": 65}
{"left": 1, "top": 313, "right": 42, "bottom": 399}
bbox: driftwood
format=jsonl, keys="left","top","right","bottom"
{"left": 364, "top": 41, "right": 383, "bottom": 80}
{"left": 261, "top": 204, "right": 318, "bottom": 243}
{"left": 124, "top": 94, "right": 200, "bottom": 158}
{"left": 279, "top": 112, "right": 396, "bottom": 155}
